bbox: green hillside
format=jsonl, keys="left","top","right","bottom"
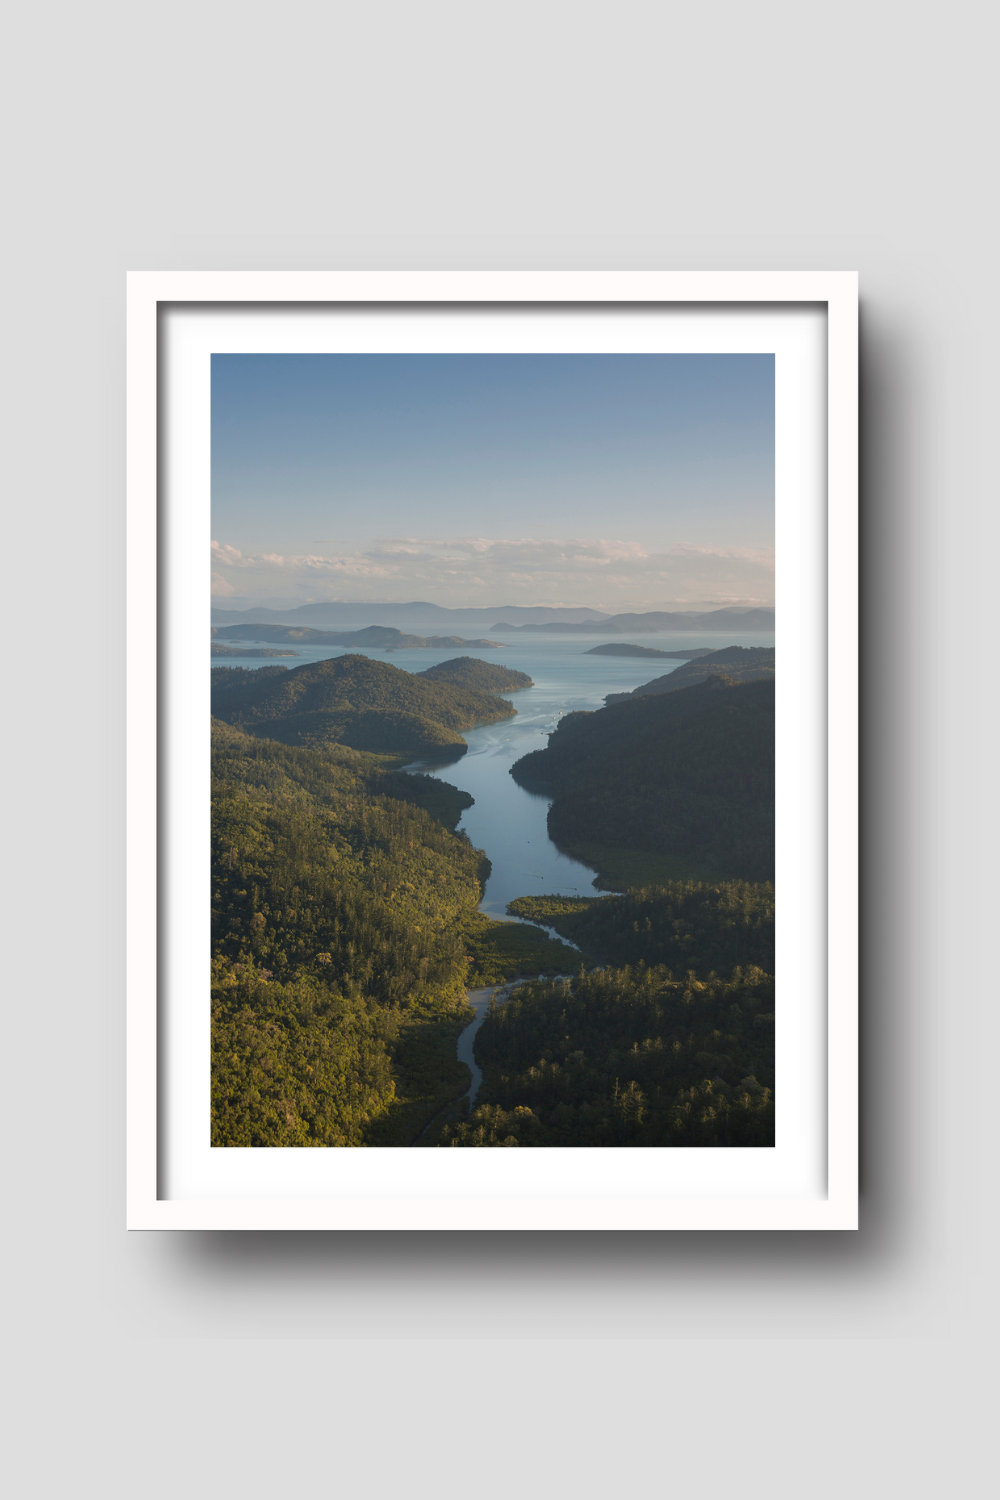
{"left": 418, "top": 656, "right": 533, "bottom": 694}
{"left": 211, "top": 652, "right": 516, "bottom": 758}
{"left": 212, "top": 665, "right": 292, "bottom": 697}
{"left": 511, "top": 675, "right": 774, "bottom": 883}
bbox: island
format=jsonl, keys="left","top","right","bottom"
{"left": 585, "top": 643, "right": 714, "bottom": 660}
{"left": 418, "top": 657, "right": 533, "bottom": 693}
{"left": 212, "top": 623, "right": 506, "bottom": 650}
{"left": 211, "top": 644, "right": 300, "bottom": 658}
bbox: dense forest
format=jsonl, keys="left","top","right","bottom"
{"left": 511, "top": 675, "right": 775, "bottom": 884}
{"left": 433, "top": 963, "right": 774, "bottom": 1147}
{"left": 508, "top": 880, "right": 774, "bottom": 973}
{"left": 212, "top": 665, "right": 291, "bottom": 696}
{"left": 425, "top": 879, "right": 775, "bottom": 1148}
{"left": 211, "top": 652, "right": 517, "bottom": 758}
{"left": 211, "top": 719, "right": 579, "bottom": 1146}
{"left": 417, "top": 657, "right": 533, "bottom": 693}
{"left": 605, "top": 645, "right": 775, "bottom": 703}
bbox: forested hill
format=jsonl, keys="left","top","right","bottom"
{"left": 511, "top": 675, "right": 775, "bottom": 882}
{"left": 605, "top": 645, "right": 775, "bottom": 704}
{"left": 212, "top": 665, "right": 290, "bottom": 696}
{"left": 418, "top": 657, "right": 533, "bottom": 693}
{"left": 211, "top": 719, "right": 482, "bottom": 1146}
{"left": 210, "top": 653, "right": 516, "bottom": 758}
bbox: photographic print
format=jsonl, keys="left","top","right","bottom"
{"left": 209, "top": 350, "right": 776, "bottom": 1150}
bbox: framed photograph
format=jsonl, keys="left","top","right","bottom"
{"left": 127, "top": 271, "right": 857, "bottom": 1230}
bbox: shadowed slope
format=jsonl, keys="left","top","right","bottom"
{"left": 604, "top": 645, "right": 774, "bottom": 704}
{"left": 512, "top": 675, "right": 775, "bottom": 882}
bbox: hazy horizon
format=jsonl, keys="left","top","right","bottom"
{"left": 210, "top": 595, "right": 772, "bottom": 616}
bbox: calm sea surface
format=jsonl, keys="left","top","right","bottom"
{"left": 214, "top": 630, "right": 774, "bottom": 917}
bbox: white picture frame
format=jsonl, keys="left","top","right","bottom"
{"left": 127, "top": 271, "right": 857, "bottom": 1231}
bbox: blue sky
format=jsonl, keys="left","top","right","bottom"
{"left": 211, "top": 353, "right": 774, "bottom": 610}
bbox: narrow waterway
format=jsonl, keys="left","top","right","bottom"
{"left": 456, "top": 986, "right": 498, "bottom": 1106}
{"left": 413, "top": 976, "right": 581, "bottom": 1144}
{"left": 410, "top": 985, "right": 499, "bottom": 1145}
{"left": 406, "top": 702, "right": 607, "bottom": 917}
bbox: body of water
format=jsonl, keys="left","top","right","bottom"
{"left": 215, "top": 629, "right": 774, "bottom": 915}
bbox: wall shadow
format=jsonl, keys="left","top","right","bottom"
{"left": 166, "top": 302, "right": 916, "bottom": 1294}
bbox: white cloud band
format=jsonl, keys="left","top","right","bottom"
{"left": 210, "top": 536, "right": 774, "bottom": 608}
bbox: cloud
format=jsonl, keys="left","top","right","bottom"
{"left": 210, "top": 536, "right": 774, "bottom": 609}
{"left": 211, "top": 541, "right": 244, "bottom": 567}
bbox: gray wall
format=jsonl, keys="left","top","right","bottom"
{"left": 6, "top": 1, "right": 993, "bottom": 1494}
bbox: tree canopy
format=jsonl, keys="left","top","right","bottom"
{"left": 434, "top": 962, "right": 774, "bottom": 1148}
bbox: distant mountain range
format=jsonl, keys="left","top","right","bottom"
{"left": 210, "top": 601, "right": 609, "bottom": 630}
{"left": 210, "top": 601, "right": 774, "bottom": 633}
{"left": 493, "top": 608, "right": 775, "bottom": 634}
